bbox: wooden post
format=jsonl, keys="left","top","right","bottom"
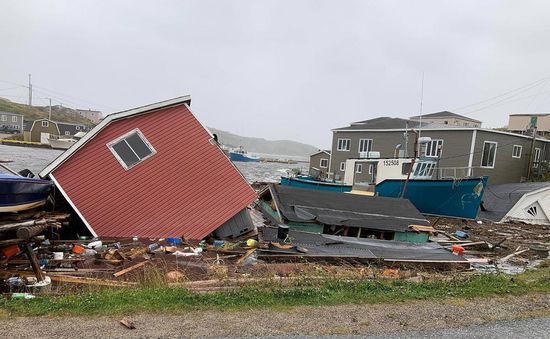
{"left": 23, "top": 243, "right": 44, "bottom": 282}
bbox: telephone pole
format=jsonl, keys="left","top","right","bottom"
{"left": 28, "top": 74, "right": 32, "bottom": 106}
{"left": 48, "top": 98, "right": 52, "bottom": 120}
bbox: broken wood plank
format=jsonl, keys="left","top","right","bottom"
{"left": 236, "top": 248, "right": 256, "bottom": 265}
{"left": 498, "top": 248, "right": 530, "bottom": 263}
{"left": 49, "top": 275, "right": 137, "bottom": 287}
{"left": 120, "top": 318, "right": 136, "bottom": 329}
{"left": 113, "top": 261, "right": 149, "bottom": 277}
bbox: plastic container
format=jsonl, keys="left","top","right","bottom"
{"left": 213, "top": 240, "right": 225, "bottom": 247}
{"left": 166, "top": 237, "right": 182, "bottom": 246}
{"left": 53, "top": 252, "right": 64, "bottom": 260}
{"left": 72, "top": 244, "right": 85, "bottom": 254}
{"left": 87, "top": 240, "right": 102, "bottom": 249}
{"left": 277, "top": 224, "right": 290, "bottom": 240}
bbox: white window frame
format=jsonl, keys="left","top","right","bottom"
{"left": 107, "top": 128, "right": 156, "bottom": 170}
{"left": 339, "top": 161, "right": 346, "bottom": 171}
{"left": 358, "top": 139, "right": 373, "bottom": 153}
{"left": 64, "top": 131, "right": 71, "bottom": 136}
{"left": 425, "top": 139, "right": 444, "bottom": 158}
{"left": 1, "top": 115, "right": 6, "bottom": 122}
{"left": 512, "top": 145, "right": 522, "bottom": 159}
{"left": 368, "top": 164, "right": 373, "bottom": 174}
{"left": 41, "top": 120, "right": 49, "bottom": 127}
{"left": 319, "top": 158, "right": 328, "bottom": 168}
{"left": 534, "top": 147, "right": 541, "bottom": 168}
{"left": 356, "top": 164, "right": 362, "bottom": 173}
{"left": 337, "top": 138, "right": 351, "bottom": 151}
{"left": 11, "top": 116, "right": 17, "bottom": 123}
{"left": 481, "top": 141, "right": 498, "bottom": 168}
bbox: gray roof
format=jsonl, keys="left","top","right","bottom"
{"left": 340, "top": 117, "right": 419, "bottom": 130}
{"left": 0, "top": 111, "right": 23, "bottom": 116}
{"left": 479, "top": 182, "right": 550, "bottom": 222}
{"left": 410, "top": 111, "right": 481, "bottom": 123}
{"left": 268, "top": 184, "right": 430, "bottom": 233}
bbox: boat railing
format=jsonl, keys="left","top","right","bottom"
{"left": 435, "top": 166, "right": 479, "bottom": 179}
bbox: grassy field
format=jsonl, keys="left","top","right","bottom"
{"left": 1, "top": 265, "right": 549, "bottom": 317}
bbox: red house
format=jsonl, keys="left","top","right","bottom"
{"left": 40, "top": 96, "right": 257, "bottom": 239}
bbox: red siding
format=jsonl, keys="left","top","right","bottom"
{"left": 52, "top": 104, "right": 257, "bottom": 239}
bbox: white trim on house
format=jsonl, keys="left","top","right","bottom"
{"left": 40, "top": 95, "right": 192, "bottom": 177}
{"left": 50, "top": 173, "right": 97, "bottom": 237}
{"left": 358, "top": 138, "right": 373, "bottom": 153}
{"left": 337, "top": 138, "right": 351, "bottom": 151}
{"left": 319, "top": 158, "right": 328, "bottom": 168}
{"left": 355, "top": 163, "right": 362, "bottom": 173}
{"left": 512, "top": 145, "right": 522, "bottom": 159}
{"left": 481, "top": 141, "right": 498, "bottom": 168}
{"left": 467, "top": 130, "right": 477, "bottom": 176}
{"left": 310, "top": 150, "right": 331, "bottom": 157}
{"left": 331, "top": 126, "right": 550, "bottom": 142}
{"left": 339, "top": 161, "right": 346, "bottom": 171}
{"left": 534, "top": 147, "right": 542, "bottom": 168}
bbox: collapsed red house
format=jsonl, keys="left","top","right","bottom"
{"left": 40, "top": 96, "right": 257, "bottom": 239}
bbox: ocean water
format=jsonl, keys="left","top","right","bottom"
{"left": 0, "top": 144, "right": 307, "bottom": 183}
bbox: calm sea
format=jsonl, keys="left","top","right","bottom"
{"left": 0, "top": 145, "right": 307, "bottom": 183}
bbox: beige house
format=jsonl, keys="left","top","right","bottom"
{"left": 410, "top": 111, "right": 481, "bottom": 128}
{"left": 75, "top": 109, "right": 102, "bottom": 124}
{"left": 508, "top": 114, "right": 550, "bottom": 136}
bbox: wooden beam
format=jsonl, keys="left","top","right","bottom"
{"left": 113, "top": 261, "right": 149, "bottom": 278}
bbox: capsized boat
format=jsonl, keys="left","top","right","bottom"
{"left": 0, "top": 173, "right": 53, "bottom": 212}
{"left": 229, "top": 146, "right": 261, "bottom": 162}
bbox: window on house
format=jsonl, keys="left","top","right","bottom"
{"left": 1, "top": 115, "right": 6, "bottom": 122}
{"left": 41, "top": 121, "right": 48, "bottom": 127}
{"left": 444, "top": 121, "right": 448, "bottom": 124}
{"left": 337, "top": 138, "right": 351, "bottom": 151}
{"left": 11, "top": 116, "right": 17, "bottom": 122}
{"left": 425, "top": 139, "right": 443, "bottom": 157}
{"left": 358, "top": 139, "right": 373, "bottom": 153}
{"left": 76, "top": 126, "right": 81, "bottom": 130}
{"left": 108, "top": 129, "right": 156, "bottom": 170}
{"left": 319, "top": 158, "right": 328, "bottom": 168}
{"left": 512, "top": 145, "right": 522, "bottom": 159}
{"left": 368, "top": 164, "right": 373, "bottom": 174}
{"left": 356, "top": 164, "right": 362, "bottom": 173}
{"left": 534, "top": 148, "right": 541, "bottom": 168}
{"left": 339, "top": 162, "right": 346, "bottom": 171}
{"left": 481, "top": 141, "right": 497, "bottom": 168}
{"left": 64, "top": 131, "right": 71, "bottom": 136}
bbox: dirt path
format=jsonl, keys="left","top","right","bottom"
{"left": 2, "top": 293, "right": 549, "bottom": 338}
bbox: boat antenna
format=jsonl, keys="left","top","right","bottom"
{"left": 417, "top": 71, "right": 425, "bottom": 157}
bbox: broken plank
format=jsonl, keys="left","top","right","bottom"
{"left": 113, "top": 261, "right": 149, "bottom": 277}
{"left": 50, "top": 275, "right": 136, "bottom": 287}
{"left": 236, "top": 248, "right": 257, "bottom": 265}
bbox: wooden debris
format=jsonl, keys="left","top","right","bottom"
{"left": 113, "top": 260, "right": 149, "bottom": 277}
{"left": 119, "top": 318, "right": 136, "bottom": 329}
{"left": 236, "top": 248, "right": 256, "bottom": 265}
{"left": 498, "top": 248, "right": 530, "bottom": 263}
{"left": 49, "top": 275, "right": 137, "bottom": 287}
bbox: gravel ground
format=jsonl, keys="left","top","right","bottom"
{"left": 1, "top": 293, "right": 549, "bottom": 338}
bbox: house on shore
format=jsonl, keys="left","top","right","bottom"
{"left": 508, "top": 113, "right": 550, "bottom": 137}
{"left": 308, "top": 150, "right": 331, "bottom": 177}
{"left": 40, "top": 96, "right": 257, "bottom": 239}
{"left": 25, "top": 119, "right": 91, "bottom": 143}
{"left": 324, "top": 113, "right": 550, "bottom": 185}
{"left": 0, "top": 111, "right": 24, "bottom": 134}
{"left": 409, "top": 111, "right": 482, "bottom": 128}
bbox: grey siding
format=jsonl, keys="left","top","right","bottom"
{"left": 0, "top": 111, "right": 24, "bottom": 133}
{"left": 309, "top": 152, "right": 330, "bottom": 176}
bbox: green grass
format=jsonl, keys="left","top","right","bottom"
{"left": 2, "top": 267, "right": 549, "bottom": 317}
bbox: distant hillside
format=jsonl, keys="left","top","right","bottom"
{"left": 0, "top": 98, "right": 94, "bottom": 126}
{"left": 208, "top": 127, "right": 318, "bottom": 157}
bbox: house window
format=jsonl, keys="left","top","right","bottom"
{"left": 108, "top": 129, "right": 156, "bottom": 170}
{"left": 11, "top": 116, "right": 17, "bottom": 122}
{"left": 534, "top": 148, "right": 541, "bottom": 168}
{"left": 41, "top": 121, "right": 49, "bottom": 127}
{"left": 444, "top": 121, "right": 448, "bottom": 124}
{"left": 319, "top": 158, "right": 328, "bottom": 168}
{"left": 76, "top": 126, "right": 81, "bottom": 130}
{"left": 337, "top": 138, "right": 351, "bottom": 151}
{"left": 339, "top": 162, "right": 346, "bottom": 171}
{"left": 512, "top": 145, "right": 522, "bottom": 159}
{"left": 358, "top": 139, "right": 373, "bottom": 153}
{"left": 64, "top": 131, "right": 71, "bottom": 136}
{"left": 1, "top": 115, "right": 6, "bottom": 122}
{"left": 481, "top": 141, "right": 497, "bottom": 168}
{"left": 356, "top": 164, "right": 362, "bottom": 173}
{"left": 425, "top": 139, "right": 443, "bottom": 157}
{"left": 368, "top": 164, "right": 373, "bottom": 174}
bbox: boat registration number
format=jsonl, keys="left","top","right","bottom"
{"left": 383, "top": 160, "right": 400, "bottom": 166}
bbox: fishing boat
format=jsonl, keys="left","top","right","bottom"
{"left": 279, "top": 175, "right": 352, "bottom": 193}
{"left": 48, "top": 137, "right": 77, "bottom": 150}
{"left": 229, "top": 147, "right": 261, "bottom": 162}
{"left": 0, "top": 173, "right": 53, "bottom": 213}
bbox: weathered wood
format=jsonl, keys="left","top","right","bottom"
{"left": 236, "top": 248, "right": 256, "bottom": 265}
{"left": 49, "top": 275, "right": 137, "bottom": 287}
{"left": 498, "top": 248, "right": 530, "bottom": 263}
{"left": 113, "top": 260, "right": 149, "bottom": 277}
{"left": 16, "top": 224, "right": 48, "bottom": 239}
{"left": 0, "top": 219, "right": 47, "bottom": 233}
{"left": 23, "top": 243, "right": 45, "bottom": 282}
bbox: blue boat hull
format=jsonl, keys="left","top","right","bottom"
{"left": 229, "top": 152, "right": 260, "bottom": 162}
{"left": 375, "top": 176, "right": 488, "bottom": 219}
{"left": 280, "top": 176, "right": 352, "bottom": 193}
{"left": 0, "top": 174, "right": 53, "bottom": 212}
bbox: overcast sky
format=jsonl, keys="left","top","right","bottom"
{"left": 2, "top": 1, "right": 550, "bottom": 148}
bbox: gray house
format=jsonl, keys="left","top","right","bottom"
{"left": 325, "top": 116, "right": 550, "bottom": 185}
{"left": 0, "top": 111, "right": 24, "bottom": 133}
{"left": 309, "top": 150, "right": 331, "bottom": 177}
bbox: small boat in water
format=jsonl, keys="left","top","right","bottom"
{"left": 0, "top": 173, "right": 53, "bottom": 212}
{"left": 229, "top": 147, "right": 261, "bottom": 162}
{"left": 48, "top": 137, "right": 77, "bottom": 150}
{"left": 280, "top": 175, "right": 352, "bottom": 193}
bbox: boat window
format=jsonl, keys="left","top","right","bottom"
{"left": 108, "top": 129, "right": 156, "bottom": 170}
{"left": 481, "top": 141, "right": 497, "bottom": 168}
{"left": 401, "top": 162, "right": 412, "bottom": 175}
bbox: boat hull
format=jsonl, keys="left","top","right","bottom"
{"left": 48, "top": 138, "right": 76, "bottom": 150}
{"left": 0, "top": 174, "right": 53, "bottom": 213}
{"left": 280, "top": 176, "right": 352, "bottom": 193}
{"left": 229, "top": 152, "right": 260, "bottom": 162}
{"left": 375, "top": 176, "right": 488, "bottom": 219}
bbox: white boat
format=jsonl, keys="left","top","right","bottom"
{"left": 48, "top": 138, "right": 77, "bottom": 150}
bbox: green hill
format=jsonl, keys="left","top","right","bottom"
{"left": 0, "top": 98, "right": 95, "bottom": 126}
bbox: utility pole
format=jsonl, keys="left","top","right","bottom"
{"left": 417, "top": 72, "right": 424, "bottom": 157}
{"left": 527, "top": 116, "right": 538, "bottom": 181}
{"left": 48, "top": 98, "right": 52, "bottom": 120}
{"left": 28, "top": 74, "right": 32, "bottom": 106}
